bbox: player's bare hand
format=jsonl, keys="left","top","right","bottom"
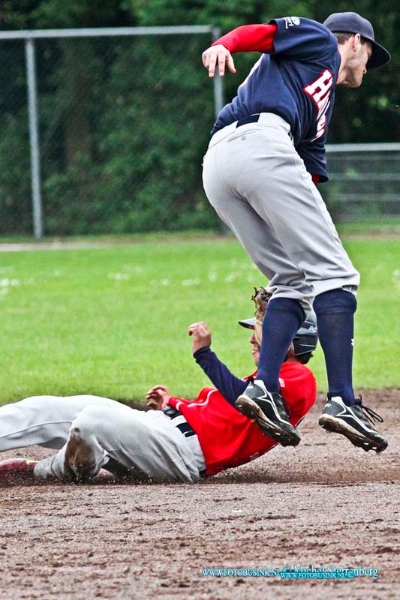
{"left": 146, "top": 385, "right": 170, "bottom": 410}
{"left": 188, "top": 321, "right": 212, "bottom": 353}
{"left": 202, "top": 44, "right": 236, "bottom": 78}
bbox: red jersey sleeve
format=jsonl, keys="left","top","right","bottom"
{"left": 167, "top": 387, "right": 211, "bottom": 410}
{"left": 212, "top": 24, "right": 277, "bottom": 54}
{"left": 167, "top": 396, "right": 190, "bottom": 410}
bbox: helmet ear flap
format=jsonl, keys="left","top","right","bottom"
{"left": 292, "top": 312, "right": 319, "bottom": 356}
{"left": 241, "top": 290, "right": 319, "bottom": 357}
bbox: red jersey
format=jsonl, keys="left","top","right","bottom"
{"left": 167, "top": 361, "right": 316, "bottom": 477}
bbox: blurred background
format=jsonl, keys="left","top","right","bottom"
{"left": 0, "top": 0, "right": 399, "bottom": 239}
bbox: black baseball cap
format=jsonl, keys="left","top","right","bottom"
{"left": 323, "top": 12, "right": 391, "bottom": 70}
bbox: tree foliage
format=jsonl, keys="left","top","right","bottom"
{"left": 0, "top": 0, "right": 399, "bottom": 235}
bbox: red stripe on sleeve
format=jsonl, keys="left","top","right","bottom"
{"left": 212, "top": 24, "right": 277, "bottom": 54}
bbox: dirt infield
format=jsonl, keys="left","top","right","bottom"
{"left": 1, "top": 390, "right": 399, "bottom": 600}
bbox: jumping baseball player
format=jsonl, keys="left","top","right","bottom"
{"left": 201, "top": 12, "right": 390, "bottom": 452}
{"left": 0, "top": 304, "right": 317, "bottom": 484}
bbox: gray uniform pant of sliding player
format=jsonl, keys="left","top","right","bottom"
{"left": 0, "top": 396, "right": 205, "bottom": 483}
{"left": 202, "top": 113, "right": 360, "bottom": 315}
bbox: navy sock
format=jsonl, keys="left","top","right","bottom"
{"left": 257, "top": 298, "right": 304, "bottom": 392}
{"left": 313, "top": 289, "right": 357, "bottom": 406}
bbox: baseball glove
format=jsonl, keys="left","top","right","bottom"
{"left": 252, "top": 286, "right": 272, "bottom": 346}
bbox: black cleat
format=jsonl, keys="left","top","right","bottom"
{"left": 235, "top": 379, "right": 301, "bottom": 446}
{"left": 319, "top": 396, "right": 388, "bottom": 453}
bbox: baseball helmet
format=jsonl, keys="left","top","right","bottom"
{"left": 238, "top": 313, "right": 318, "bottom": 357}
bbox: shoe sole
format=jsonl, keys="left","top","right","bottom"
{"left": 319, "top": 415, "right": 388, "bottom": 453}
{"left": 236, "top": 396, "right": 301, "bottom": 447}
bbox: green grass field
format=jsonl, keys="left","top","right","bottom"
{"left": 0, "top": 234, "right": 399, "bottom": 404}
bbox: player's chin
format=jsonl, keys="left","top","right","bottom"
{"left": 343, "top": 81, "right": 361, "bottom": 89}
{"left": 349, "top": 76, "right": 364, "bottom": 88}
{"left": 342, "top": 75, "right": 364, "bottom": 88}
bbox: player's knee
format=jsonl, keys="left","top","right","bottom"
{"left": 314, "top": 288, "right": 357, "bottom": 315}
{"left": 71, "top": 406, "right": 113, "bottom": 438}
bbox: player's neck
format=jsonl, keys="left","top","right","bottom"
{"left": 335, "top": 40, "right": 351, "bottom": 85}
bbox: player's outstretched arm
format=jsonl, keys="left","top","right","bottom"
{"left": 189, "top": 322, "right": 247, "bottom": 405}
{"left": 202, "top": 44, "right": 236, "bottom": 78}
{"left": 188, "top": 321, "right": 212, "bottom": 352}
{"left": 202, "top": 23, "right": 277, "bottom": 77}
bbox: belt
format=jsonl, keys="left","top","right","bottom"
{"left": 163, "top": 407, "right": 206, "bottom": 477}
{"left": 236, "top": 113, "right": 261, "bottom": 128}
{"left": 209, "top": 113, "right": 293, "bottom": 148}
{"left": 235, "top": 112, "right": 294, "bottom": 142}
{"left": 163, "top": 407, "right": 196, "bottom": 438}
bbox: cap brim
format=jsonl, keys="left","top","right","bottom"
{"left": 238, "top": 317, "right": 256, "bottom": 329}
{"left": 367, "top": 40, "right": 391, "bottom": 69}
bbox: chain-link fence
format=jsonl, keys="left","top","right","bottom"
{"left": 1, "top": 28, "right": 399, "bottom": 239}
{"left": 0, "top": 26, "right": 223, "bottom": 239}
{"left": 325, "top": 143, "right": 400, "bottom": 222}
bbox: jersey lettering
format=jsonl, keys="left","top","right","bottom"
{"left": 303, "top": 69, "right": 333, "bottom": 140}
{"left": 284, "top": 17, "right": 301, "bottom": 28}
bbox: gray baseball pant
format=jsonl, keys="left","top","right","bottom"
{"left": 202, "top": 113, "right": 360, "bottom": 314}
{"left": 0, "top": 396, "right": 205, "bottom": 483}
{"left": 0, "top": 395, "right": 117, "bottom": 451}
{"left": 36, "top": 405, "right": 205, "bottom": 484}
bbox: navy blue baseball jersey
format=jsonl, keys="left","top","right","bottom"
{"left": 212, "top": 17, "right": 341, "bottom": 181}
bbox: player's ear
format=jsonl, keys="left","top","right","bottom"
{"left": 352, "top": 33, "right": 362, "bottom": 52}
{"left": 285, "top": 343, "right": 295, "bottom": 361}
